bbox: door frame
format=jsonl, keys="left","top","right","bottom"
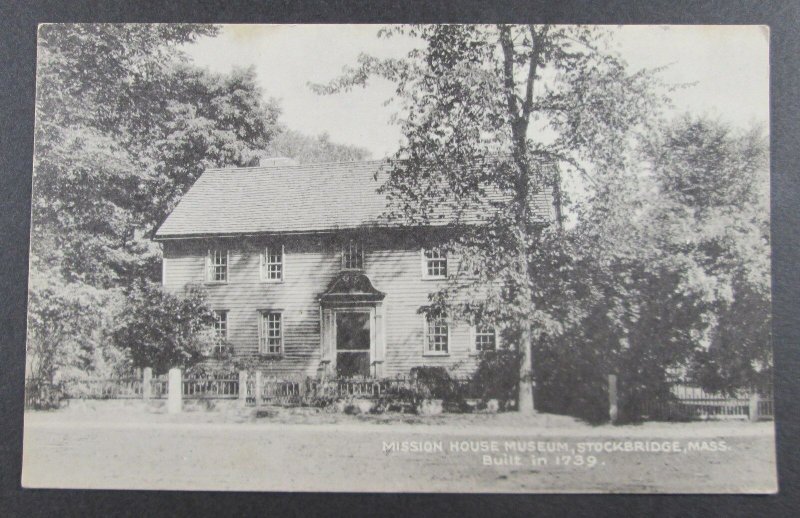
{"left": 332, "top": 307, "right": 375, "bottom": 378}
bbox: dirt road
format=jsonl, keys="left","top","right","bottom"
{"left": 22, "top": 416, "right": 776, "bottom": 493}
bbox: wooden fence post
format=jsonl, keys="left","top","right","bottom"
{"left": 255, "top": 372, "right": 263, "bottom": 406}
{"left": 749, "top": 392, "right": 761, "bottom": 422}
{"left": 238, "top": 371, "right": 248, "bottom": 405}
{"left": 142, "top": 367, "right": 152, "bottom": 401}
{"left": 168, "top": 368, "right": 182, "bottom": 414}
{"left": 608, "top": 374, "right": 619, "bottom": 424}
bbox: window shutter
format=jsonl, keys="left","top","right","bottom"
{"left": 260, "top": 249, "right": 266, "bottom": 281}
{"left": 257, "top": 312, "right": 264, "bottom": 354}
{"left": 321, "top": 309, "right": 335, "bottom": 362}
{"left": 205, "top": 249, "right": 212, "bottom": 281}
{"left": 280, "top": 244, "right": 285, "bottom": 281}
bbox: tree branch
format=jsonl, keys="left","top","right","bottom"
{"left": 498, "top": 25, "right": 519, "bottom": 121}
{"left": 522, "top": 25, "right": 547, "bottom": 120}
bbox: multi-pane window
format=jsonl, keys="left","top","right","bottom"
{"left": 425, "top": 316, "right": 449, "bottom": 354}
{"left": 207, "top": 249, "right": 228, "bottom": 282}
{"left": 260, "top": 312, "right": 282, "bottom": 355}
{"left": 342, "top": 239, "right": 364, "bottom": 270}
{"left": 422, "top": 248, "right": 447, "bottom": 279}
{"left": 474, "top": 325, "right": 497, "bottom": 352}
{"left": 263, "top": 245, "right": 284, "bottom": 281}
{"left": 213, "top": 310, "right": 228, "bottom": 339}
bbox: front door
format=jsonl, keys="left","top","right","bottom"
{"left": 335, "top": 311, "right": 371, "bottom": 378}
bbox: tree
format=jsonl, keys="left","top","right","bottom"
{"left": 642, "top": 116, "right": 770, "bottom": 393}
{"left": 314, "top": 25, "right": 666, "bottom": 413}
{"left": 28, "top": 24, "right": 282, "bottom": 380}
{"left": 33, "top": 24, "right": 282, "bottom": 288}
{"left": 111, "top": 283, "right": 219, "bottom": 374}
{"left": 265, "top": 129, "right": 371, "bottom": 163}
{"left": 26, "top": 281, "right": 105, "bottom": 383}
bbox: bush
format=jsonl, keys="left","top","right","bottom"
{"left": 410, "top": 366, "right": 461, "bottom": 401}
{"left": 111, "top": 282, "right": 218, "bottom": 374}
{"left": 376, "top": 383, "right": 423, "bottom": 413}
{"left": 184, "top": 361, "right": 237, "bottom": 379}
{"left": 304, "top": 393, "right": 340, "bottom": 409}
{"left": 25, "top": 379, "right": 65, "bottom": 410}
{"left": 472, "top": 350, "right": 521, "bottom": 409}
{"left": 533, "top": 336, "right": 610, "bottom": 423}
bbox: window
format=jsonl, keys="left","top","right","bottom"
{"left": 424, "top": 316, "right": 449, "bottom": 354}
{"left": 207, "top": 249, "right": 228, "bottom": 282}
{"left": 422, "top": 248, "right": 447, "bottom": 279}
{"left": 260, "top": 312, "right": 283, "bottom": 355}
{"left": 342, "top": 239, "right": 364, "bottom": 270}
{"left": 473, "top": 325, "right": 497, "bottom": 352}
{"left": 213, "top": 310, "right": 228, "bottom": 339}
{"left": 262, "top": 245, "right": 284, "bottom": 281}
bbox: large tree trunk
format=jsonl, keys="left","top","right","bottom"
{"left": 515, "top": 217, "right": 537, "bottom": 415}
{"left": 499, "top": 24, "right": 542, "bottom": 415}
{"left": 518, "top": 317, "right": 536, "bottom": 414}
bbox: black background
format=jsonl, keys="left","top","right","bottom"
{"left": 1, "top": 1, "right": 798, "bottom": 516}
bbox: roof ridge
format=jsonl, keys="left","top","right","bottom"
{"left": 203, "top": 154, "right": 556, "bottom": 174}
{"left": 206, "top": 158, "right": 390, "bottom": 173}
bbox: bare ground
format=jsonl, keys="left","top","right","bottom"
{"left": 21, "top": 401, "right": 777, "bottom": 493}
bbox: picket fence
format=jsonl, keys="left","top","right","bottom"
{"left": 24, "top": 371, "right": 478, "bottom": 407}
{"left": 627, "top": 384, "right": 774, "bottom": 421}
{"left": 246, "top": 375, "right": 478, "bottom": 405}
{"left": 25, "top": 372, "right": 774, "bottom": 421}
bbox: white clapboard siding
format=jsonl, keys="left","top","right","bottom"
{"left": 162, "top": 232, "right": 485, "bottom": 377}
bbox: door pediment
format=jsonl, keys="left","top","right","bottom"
{"left": 319, "top": 271, "right": 386, "bottom": 305}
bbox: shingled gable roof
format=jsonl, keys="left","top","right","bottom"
{"left": 154, "top": 158, "right": 554, "bottom": 239}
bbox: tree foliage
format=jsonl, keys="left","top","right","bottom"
{"left": 644, "top": 116, "right": 770, "bottom": 393}
{"left": 265, "top": 129, "right": 371, "bottom": 163}
{"left": 28, "top": 24, "right": 281, "bottom": 379}
{"left": 33, "top": 24, "right": 282, "bottom": 289}
{"left": 26, "top": 281, "right": 106, "bottom": 382}
{"left": 111, "top": 283, "right": 219, "bottom": 374}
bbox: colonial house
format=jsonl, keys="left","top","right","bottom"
{"left": 154, "top": 157, "right": 554, "bottom": 379}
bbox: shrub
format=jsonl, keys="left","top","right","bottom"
{"left": 25, "top": 378, "right": 65, "bottom": 410}
{"left": 472, "top": 350, "right": 521, "bottom": 409}
{"left": 533, "top": 336, "right": 610, "bottom": 423}
{"left": 410, "top": 366, "right": 461, "bottom": 401}
{"left": 376, "top": 383, "right": 423, "bottom": 413}
{"left": 111, "top": 282, "right": 218, "bottom": 374}
{"left": 304, "top": 393, "right": 340, "bottom": 409}
{"left": 184, "top": 361, "right": 237, "bottom": 379}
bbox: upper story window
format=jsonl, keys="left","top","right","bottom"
{"left": 212, "top": 310, "right": 228, "bottom": 339}
{"left": 422, "top": 248, "right": 447, "bottom": 279}
{"left": 260, "top": 311, "right": 283, "bottom": 355}
{"left": 473, "top": 325, "right": 497, "bottom": 352}
{"left": 424, "top": 316, "right": 449, "bottom": 355}
{"left": 207, "top": 249, "right": 228, "bottom": 283}
{"left": 342, "top": 239, "right": 364, "bottom": 270}
{"left": 262, "top": 245, "right": 284, "bottom": 282}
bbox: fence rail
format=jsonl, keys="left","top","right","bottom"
{"left": 26, "top": 371, "right": 774, "bottom": 422}
{"left": 255, "top": 376, "right": 481, "bottom": 402}
{"left": 151, "top": 376, "right": 169, "bottom": 399}
{"left": 65, "top": 377, "right": 144, "bottom": 399}
{"left": 183, "top": 375, "right": 239, "bottom": 399}
{"left": 629, "top": 384, "right": 773, "bottom": 421}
